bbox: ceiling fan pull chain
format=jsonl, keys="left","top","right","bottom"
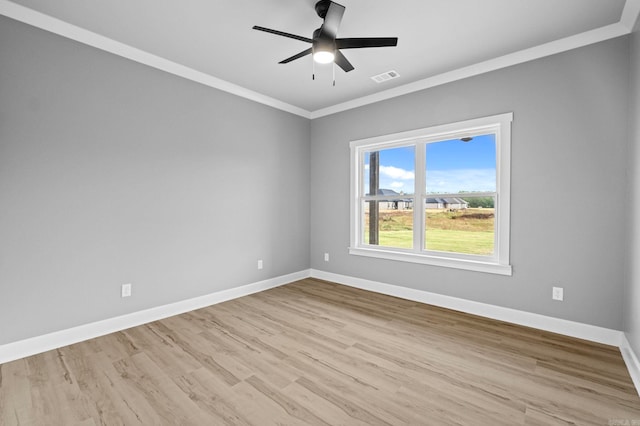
{"left": 312, "top": 58, "right": 315, "bottom": 80}
{"left": 333, "top": 62, "right": 336, "bottom": 86}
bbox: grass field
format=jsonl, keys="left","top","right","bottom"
{"left": 364, "top": 208, "right": 494, "bottom": 255}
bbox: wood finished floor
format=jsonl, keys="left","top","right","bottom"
{"left": 1, "top": 278, "right": 639, "bottom": 425}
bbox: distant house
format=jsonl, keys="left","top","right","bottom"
{"left": 376, "top": 188, "right": 401, "bottom": 197}
{"left": 425, "top": 197, "right": 469, "bottom": 210}
{"left": 372, "top": 191, "right": 468, "bottom": 210}
{"left": 375, "top": 189, "right": 413, "bottom": 210}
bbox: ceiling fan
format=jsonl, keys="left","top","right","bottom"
{"left": 252, "top": 0, "right": 398, "bottom": 76}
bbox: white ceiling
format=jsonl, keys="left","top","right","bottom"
{"left": 2, "top": 0, "right": 639, "bottom": 118}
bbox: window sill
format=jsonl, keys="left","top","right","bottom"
{"left": 348, "top": 247, "right": 513, "bottom": 276}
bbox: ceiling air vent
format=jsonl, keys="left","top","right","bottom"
{"left": 371, "top": 70, "right": 400, "bottom": 84}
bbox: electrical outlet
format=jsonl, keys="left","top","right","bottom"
{"left": 324, "top": 252, "right": 330, "bottom": 262}
{"left": 257, "top": 259, "right": 263, "bottom": 270}
{"left": 552, "top": 286, "right": 563, "bottom": 301}
{"left": 121, "top": 283, "right": 132, "bottom": 298}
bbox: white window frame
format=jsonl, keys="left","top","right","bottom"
{"left": 349, "top": 113, "right": 512, "bottom": 276}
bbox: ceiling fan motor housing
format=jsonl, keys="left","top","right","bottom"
{"left": 314, "top": 0, "right": 332, "bottom": 19}
{"left": 312, "top": 27, "right": 336, "bottom": 54}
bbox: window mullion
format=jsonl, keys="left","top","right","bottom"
{"left": 414, "top": 143, "right": 426, "bottom": 252}
{"left": 353, "top": 148, "right": 363, "bottom": 247}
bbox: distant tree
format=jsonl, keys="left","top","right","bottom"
{"left": 463, "top": 197, "right": 494, "bottom": 208}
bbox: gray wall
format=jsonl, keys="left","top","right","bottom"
{"left": 0, "top": 12, "right": 635, "bottom": 346}
{"left": 0, "top": 16, "right": 310, "bottom": 345}
{"left": 625, "top": 28, "right": 640, "bottom": 354}
{"left": 310, "top": 37, "right": 630, "bottom": 330}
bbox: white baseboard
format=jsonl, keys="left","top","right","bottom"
{"left": 0, "top": 269, "right": 311, "bottom": 364}
{"left": 3, "top": 267, "right": 637, "bottom": 397}
{"left": 621, "top": 335, "right": 640, "bottom": 397}
{"left": 309, "top": 269, "right": 623, "bottom": 347}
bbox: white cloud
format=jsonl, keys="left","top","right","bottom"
{"left": 367, "top": 165, "right": 416, "bottom": 193}
{"left": 380, "top": 165, "right": 415, "bottom": 180}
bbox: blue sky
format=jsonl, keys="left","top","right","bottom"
{"left": 365, "top": 134, "right": 496, "bottom": 194}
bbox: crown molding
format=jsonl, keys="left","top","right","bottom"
{"left": 310, "top": 22, "right": 629, "bottom": 118}
{"left": 621, "top": 0, "right": 640, "bottom": 31}
{"left": 0, "top": 0, "right": 312, "bottom": 119}
{"left": 1, "top": 0, "right": 638, "bottom": 120}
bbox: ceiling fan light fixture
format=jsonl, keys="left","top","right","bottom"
{"left": 313, "top": 49, "right": 335, "bottom": 64}
{"left": 313, "top": 36, "right": 335, "bottom": 64}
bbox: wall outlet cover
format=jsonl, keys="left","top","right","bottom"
{"left": 552, "top": 286, "right": 564, "bottom": 301}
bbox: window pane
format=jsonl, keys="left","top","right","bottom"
{"left": 426, "top": 134, "right": 496, "bottom": 194}
{"left": 365, "top": 146, "right": 415, "bottom": 196}
{"left": 424, "top": 197, "right": 495, "bottom": 255}
{"left": 364, "top": 200, "right": 413, "bottom": 249}
{"left": 351, "top": 113, "right": 511, "bottom": 273}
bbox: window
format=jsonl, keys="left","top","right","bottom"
{"left": 349, "top": 113, "right": 512, "bottom": 275}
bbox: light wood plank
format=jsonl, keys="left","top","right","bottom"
{"left": 1, "top": 278, "right": 639, "bottom": 425}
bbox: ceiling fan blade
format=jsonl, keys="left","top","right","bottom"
{"left": 279, "top": 48, "right": 313, "bottom": 64}
{"left": 252, "top": 26, "right": 312, "bottom": 43}
{"left": 319, "top": 2, "right": 345, "bottom": 40}
{"left": 334, "top": 50, "right": 354, "bottom": 72}
{"left": 336, "top": 37, "right": 398, "bottom": 49}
